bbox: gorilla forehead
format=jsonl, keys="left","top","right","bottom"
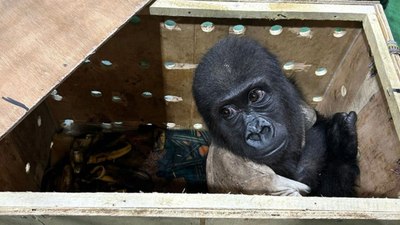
{"left": 194, "top": 37, "right": 285, "bottom": 105}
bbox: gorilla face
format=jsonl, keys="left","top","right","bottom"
{"left": 215, "top": 85, "right": 289, "bottom": 160}
{"left": 193, "top": 37, "right": 304, "bottom": 164}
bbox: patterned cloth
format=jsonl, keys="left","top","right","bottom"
{"left": 157, "top": 130, "right": 210, "bottom": 192}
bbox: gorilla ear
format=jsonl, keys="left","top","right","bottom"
{"left": 300, "top": 100, "right": 316, "bottom": 130}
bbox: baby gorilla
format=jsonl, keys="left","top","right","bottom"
{"left": 193, "top": 37, "right": 359, "bottom": 196}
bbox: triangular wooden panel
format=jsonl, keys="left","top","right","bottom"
{"left": 0, "top": 0, "right": 151, "bottom": 140}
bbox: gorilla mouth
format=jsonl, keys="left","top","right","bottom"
{"left": 247, "top": 133, "right": 261, "bottom": 141}
{"left": 244, "top": 123, "right": 287, "bottom": 158}
{"left": 246, "top": 126, "right": 272, "bottom": 142}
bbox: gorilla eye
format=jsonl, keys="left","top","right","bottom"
{"left": 248, "top": 89, "right": 265, "bottom": 103}
{"left": 220, "top": 106, "right": 236, "bottom": 119}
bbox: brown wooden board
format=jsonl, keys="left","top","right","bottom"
{"left": 49, "top": 17, "right": 360, "bottom": 129}
{"left": 316, "top": 31, "right": 372, "bottom": 114}
{"left": 0, "top": 103, "right": 56, "bottom": 191}
{"left": 161, "top": 20, "right": 196, "bottom": 128}
{"left": 0, "top": 0, "right": 151, "bottom": 140}
{"left": 356, "top": 90, "right": 400, "bottom": 197}
{"left": 46, "top": 15, "right": 167, "bottom": 127}
{"left": 243, "top": 20, "right": 361, "bottom": 106}
{"left": 158, "top": 18, "right": 361, "bottom": 128}
{"left": 315, "top": 31, "right": 400, "bottom": 197}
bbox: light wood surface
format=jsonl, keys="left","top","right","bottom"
{"left": 150, "top": 0, "right": 375, "bottom": 20}
{"left": 0, "top": 0, "right": 151, "bottom": 140}
{"left": 0, "top": 192, "right": 399, "bottom": 220}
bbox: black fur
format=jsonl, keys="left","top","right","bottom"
{"left": 193, "top": 37, "right": 359, "bottom": 197}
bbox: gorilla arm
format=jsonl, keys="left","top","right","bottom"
{"left": 207, "top": 144, "right": 311, "bottom": 196}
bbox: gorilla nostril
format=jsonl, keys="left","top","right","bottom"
{"left": 261, "top": 126, "right": 271, "bottom": 134}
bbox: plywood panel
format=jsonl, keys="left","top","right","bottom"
{"left": 316, "top": 32, "right": 372, "bottom": 114}
{"left": 243, "top": 20, "right": 361, "bottom": 106}
{"left": 0, "top": 0, "right": 151, "bottom": 140}
{"left": 161, "top": 21, "right": 196, "bottom": 128}
{"left": 46, "top": 15, "right": 166, "bottom": 127}
{"left": 356, "top": 90, "right": 400, "bottom": 197}
{"left": 315, "top": 30, "right": 400, "bottom": 197}
{"left": 160, "top": 18, "right": 361, "bottom": 128}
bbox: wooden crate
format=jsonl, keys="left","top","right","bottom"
{"left": 0, "top": 0, "right": 400, "bottom": 224}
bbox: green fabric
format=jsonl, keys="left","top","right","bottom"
{"left": 385, "top": 1, "right": 400, "bottom": 44}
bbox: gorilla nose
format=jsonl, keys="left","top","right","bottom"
{"left": 246, "top": 118, "right": 274, "bottom": 140}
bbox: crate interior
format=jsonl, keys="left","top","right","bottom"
{"left": 1, "top": 9, "right": 399, "bottom": 198}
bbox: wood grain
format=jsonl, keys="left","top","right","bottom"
{"left": 161, "top": 21, "right": 196, "bottom": 128}
{"left": 46, "top": 15, "right": 166, "bottom": 127}
{"left": 316, "top": 31, "right": 371, "bottom": 114}
{"left": 363, "top": 14, "right": 400, "bottom": 141}
{"left": 356, "top": 90, "right": 400, "bottom": 197}
{"left": 150, "top": 0, "right": 375, "bottom": 20}
{"left": 0, "top": 0, "right": 151, "bottom": 140}
{"left": 158, "top": 18, "right": 361, "bottom": 127}
{"left": 0, "top": 192, "right": 400, "bottom": 220}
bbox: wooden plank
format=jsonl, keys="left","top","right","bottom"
{"left": 243, "top": 21, "right": 361, "bottom": 106}
{"left": 356, "top": 90, "right": 400, "bottom": 197}
{"left": 0, "top": 192, "right": 399, "bottom": 220}
{"left": 159, "top": 18, "right": 360, "bottom": 127}
{"left": 316, "top": 31, "right": 371, "bottom": 114}
{"left": 313, "top": 30, "right": 400, "bottom": 197}
{"left": 0, "top": 216, "right": 200, "bottom": 225}
{"left": 161, "top": 21, "right": 196, "bottom": 128}
{"left": 0, "top": 0, "right": 151, "bottom": 140}
{"left": 0, "top": 217, "right": 398, "bottom": 225}
{"left": 150, "top": 0, "right": 375, "bottom": 20}
{"left": 363, "top": 13, "right": 400, "bottom": 142}
{"left": 207, "top": 218, "right": 398, "bottom": 225}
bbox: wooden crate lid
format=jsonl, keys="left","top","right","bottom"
{"left": 0, "top": 0, "right": 151, "bottom": 140}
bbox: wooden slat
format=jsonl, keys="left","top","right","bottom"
{"left": 356, "top": 90, "right": 400, "bottom": 197}
{"left": 0, "top": 0, "right": 151, "bottom": 140}
{"left": 0, "top": 216, "right": 398, "bottom": 225}
{"left": 363, "top": 13, "right": 400, "bottom": 142}
{"left": 150, "top": 0, "right": 375, "bottom": 20}
{"left": 0, "top": 192, "right": 399, "bottom": 220}
{"left": 0, "top": 216, "right": 200, "bottom": 225}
